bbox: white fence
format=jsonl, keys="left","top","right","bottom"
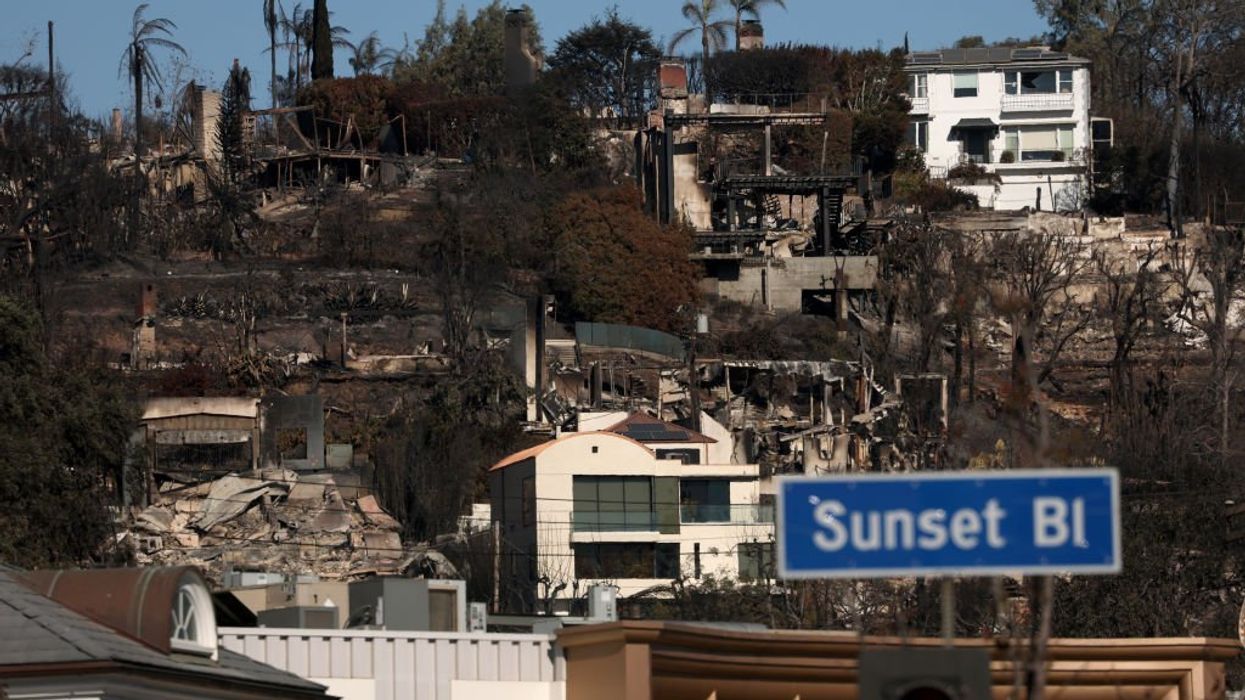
{"left": 220, "top": 627, "right": 565, "bottom": 700}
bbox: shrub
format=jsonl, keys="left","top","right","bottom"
{"left": 999, "top": 149, "right": 1016, "bottom": 163}
{"left": 947, "top": 160, "right": 1001, "bottom": 184}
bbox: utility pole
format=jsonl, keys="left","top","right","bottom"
{"left": 491, "top": 521, "right": 502, "bottom": 614}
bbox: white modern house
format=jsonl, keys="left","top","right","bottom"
{"left": 489, "top": 412, "right": 774, "bottom": 609}
{"left": 904, "top": 46, "right": 1092, "bottom": 211}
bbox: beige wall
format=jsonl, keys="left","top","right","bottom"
{"left": 560, "top": 623, "right": 1237, "bottom": 700}
{"left": 494, "top": 433, "right": 772, "bottom": 601}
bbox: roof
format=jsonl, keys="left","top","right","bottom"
{"left": 953, "top": 118, "right": 998, "bottom": 129}
{"left": 142, "top": 396, "right": 259, "bottom": 421}
{"left": 906, "top": 47, "right": 1090, "bottom": 69}
{"left": 0, "top": 570, "right": 325, "bottom": 696}
{"left": 606, "top": 412, "right": 716, "bottom": 444}
{"left": 489, "top": 431, "right": 654, "bottom": 472}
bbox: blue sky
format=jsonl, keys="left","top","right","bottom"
{"left": 1, "top": 1, "right": 1049, "bottom": 118}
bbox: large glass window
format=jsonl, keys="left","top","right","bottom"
{"left": 680, "top": 479, "right": 730, "bottom": 523}
{"left": 574, "top": 543, "right": 680, "bottom": 578}
{"left": 1008, "top": 125, "right": 1076, "bottom": 161}
{"left": 906, "top": 120, "right": 929, "bottom": 153}
{"left": 1004, "top": 69, "right": 1075, "bottom": 95}
{"left": 953, "top": 72, "right": 978, "bottom": 98}
{"left": 738, "top": 542, "right": 775, "bottom": 581}
{"left": 572, "top": 476, "right": 655, "bottom": 531}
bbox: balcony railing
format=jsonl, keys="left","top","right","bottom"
{"left": 572, "top": 511, "right": 658, "bottom": 532}
{"left": 909, "top": 96, "right": 929, "bottom": 114}
{"left": 680, "top": 503, "right": 775, "bottom": 524}
{"left": 1000, "top": 93, "right": 1074, "bottom": 112}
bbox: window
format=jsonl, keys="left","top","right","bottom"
{"left": 953, "top": 72, "right": 978, "bottom": 98}
{"left": 521, "top": 476, "right": 535, "bottom": 526}
{"left": 910, "top": 73, "right": 927, "bottom": 98}
{"left": 574, "top": 543, "right": 680, "bottom": 579}
{"left": 680, "top": 479, "right": 730, "bottom": 523}
{"left": 1006, "top": 125, "right": 1076, "bottom": 162}
{"left": 572, "top": 476, "right": 655, "bottom": 531}
{"left": 656, "top": 448, "right": 700, "bottom": 464}
{"left": 1004, "top": 69, "right": 1075, "bottom": 95}
{"left": 906, "top": 120, "right": 929, "bottom": 153}
{"left": 170, "top": 576, "right": 216, "bottom": 657}
{"left": 738, "top": 541, "right": 775, "bottom": 581}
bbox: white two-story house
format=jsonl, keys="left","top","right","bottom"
{"left": 905, "top": 46, "right": 1092, "bottom": 211}
{"left": 489, "top": 412, "right": 773, "bottom": 611}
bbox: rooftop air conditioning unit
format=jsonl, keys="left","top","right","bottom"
{"left": 256, "top": 606, "right": 338, "bottom": 629}
{"left": 347, "top": 578, "right": 467, "bottom": 632}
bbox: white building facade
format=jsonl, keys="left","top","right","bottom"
{"left": 489, "top": 413, "right": 774, "bottom": 609}
{"left": 905, "top": 47, "right": 1092, "bottom": 211}
{"left": 220, "top": 627, "right": 564, "bottom": 700}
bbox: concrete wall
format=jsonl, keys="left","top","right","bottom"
{"left": 219, "top": 628, "right": 564, "bottom": 700}
{"left": 710, "top": 256, "right": 879, "bottom": 312}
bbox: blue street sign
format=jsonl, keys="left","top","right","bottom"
{"left": 777, "top": 469, "right": 1120, "bottom": 578}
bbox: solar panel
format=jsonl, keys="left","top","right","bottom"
{"left": 909, "top": 52, "right": 942, "bottom": 65}
{"left": 965, "top": 47, "right": 992, "bottom": 63}
{"left": 1012, "top": 48, "right": 1045, "bottom": 60}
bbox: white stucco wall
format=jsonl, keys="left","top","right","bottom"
{"left": 219, "top": 628, "right": 564, "bottom": 700}
{"left": 908, "top": 60, "right": 1092, "bottom": 212}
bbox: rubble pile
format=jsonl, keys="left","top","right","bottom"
{"left": 125, "top": 468, "right": 435, "bottom": 585}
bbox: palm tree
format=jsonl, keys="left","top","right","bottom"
{"left": 669, "top": 0, "right": 733, "bottom": 104}
{"left": 349, "top": 31, "right": 384, "bottom": 76}
{"left": 263, "top": 0, "right": 280, "bottom": 108}
{"left": 728, "top": 0, "right": 786, "bottom": 50}
{"left": 279, "top": 3, "right": 351, "bottom": 89}
{"left": 119, "top": 3, "right": 186, "bottom": 157}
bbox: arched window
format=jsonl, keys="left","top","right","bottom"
{"left": 170, "top": 575, "right": 216, "bottom": 657}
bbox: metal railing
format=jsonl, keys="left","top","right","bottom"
{"left": 572, "top": 511, "right": 658, "bottom": 532}
{"left": 680, "top": 503, "right": 775, "bottom": 524}
{"left": 908, "top": 96, "right": 929, "bottom": 113}
{"left": 1000, "top": 93, "right": 1074, "bottom": 112}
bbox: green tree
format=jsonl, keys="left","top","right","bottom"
{"left": 547, "top": 9, "right": 660, "bottom": 124}
{"left": 118, "top": 3, "right": 185, "bottom": 157}
{"left": 669, "top": 0, "right": 733, "bottom": 103}
{"left": 263, "top": 0, "right": 279, "bottom": 108}
{"left": 217, "top": 60, "right": 252, "bottom": 185}
{"left": 210, "top": 60, "right": 256, "bottom": 255}
{"left": 728, "top": 0, "right": 786, "bottom": 50}
{"left": 549, "top": 186, "right": 700, "bottom": 332}
{"left": 402, "top": 1, "right": 542, "bottom": 97}
{"left": 0, "top": 297, "right": 136, "bottom": 568}
{"left": 311, "top": 0, "right": 334, "bottom": 79}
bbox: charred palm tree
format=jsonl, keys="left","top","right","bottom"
{"left": 119, "top": 3, "right": 185, "bottom": 157}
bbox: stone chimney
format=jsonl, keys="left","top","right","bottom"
{"left": 188, "top": 83, "right": 223, "bottom": 163}
{"left": 504, "top": 8, "right": 541, "bottom": 92}
{"left": 739, "top": 20, "right": 764, "bottom": 51}
{"left": 132, "top": 283, "right": 157, "bottom": 370}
